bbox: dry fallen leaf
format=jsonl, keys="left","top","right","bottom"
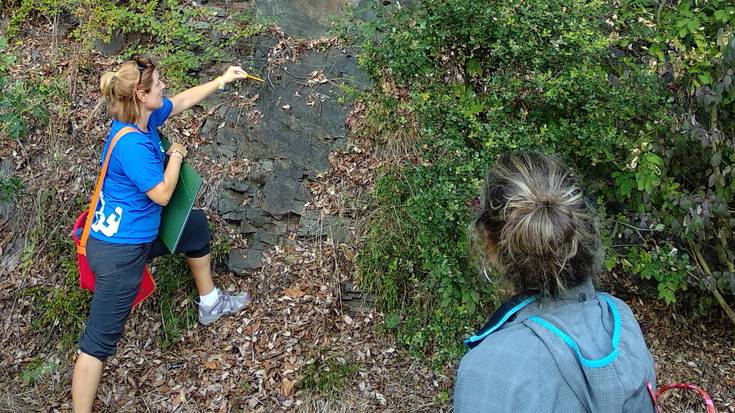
{"left": 282, "top": 378, "right": 296, "bottom": 396}
{"left": 171, "top": 389, "right": 186, "bottom": 409}
{"left": 284, "top": 287, "right": 305, "bottom": 299}
{"left": 204, "top": 359, "right": 220, "bottom": 370}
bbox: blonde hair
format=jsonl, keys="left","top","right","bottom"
{"left": 471, "top": 152, "right": 602, "bottom": 297}
{"left": 99, "top": 57, "right": 156, "bottom": 124}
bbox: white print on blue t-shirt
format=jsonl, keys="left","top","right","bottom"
{"left": 90, "top": 191, "right": 123, "bottom": 237}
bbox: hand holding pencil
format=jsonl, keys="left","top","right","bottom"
{"left": 218, "top": 65, "right": 264, "bottom": 88}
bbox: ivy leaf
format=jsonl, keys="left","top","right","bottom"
{"left": 711, "top": 151, "right": 722, "bottom": 167}
{"left": 723, "top": 75, "right": 733, "bottom": 93}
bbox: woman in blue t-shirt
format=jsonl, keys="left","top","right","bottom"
{"left": 72, "top": 57, "right": 253, "bottom": 412}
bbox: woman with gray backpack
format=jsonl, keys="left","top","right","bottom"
{"left": 454, "top": 152, "right": 656, "bottom": 412}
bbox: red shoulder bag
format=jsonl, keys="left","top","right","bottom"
{"left": 72, "top": 126, "right": 155, "bottom": 307}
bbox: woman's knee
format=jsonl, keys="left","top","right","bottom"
{"left": 183, "top": 210, "right": 211, "bottom": 257}
{"left": 80, "top": 246, "right": 144, "bottom": 363}
{"left": 78, "top": 329, "right": 119, "bottom": 362}
{"left": 189, "top": 210, "right": 209, "bottom": 234}
{"left": 80, "top": 296, "right": 134, "bottom": 362}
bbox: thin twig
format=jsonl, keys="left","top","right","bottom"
{"left": 688, "top": 240, "right": 735, "bottom": 328}
{"left": 267, "top": 70, "right": 276, "bottom": 90}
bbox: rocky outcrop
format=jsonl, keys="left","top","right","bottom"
{"left": 199, "top": 32, "right": 369, "bottom": 274}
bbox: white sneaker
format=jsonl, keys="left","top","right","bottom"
{"left": 198, "top": 292, "right": 250, "bottom": 325}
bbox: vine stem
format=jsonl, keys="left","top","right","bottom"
{"left": 688, "top": 241, "right": 735, "bottom": 329}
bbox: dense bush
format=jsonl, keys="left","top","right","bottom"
{"left": 616, "top": 0, "right": 735, "bottom": 303}
{"left": 356, "top": 0, "right": 734, "bottom": 360}
{"left": 7, "top": 0, "right": 262, "bottom": 89}
{"left": 0, "top": 36, "right": 53, "bottom": 141}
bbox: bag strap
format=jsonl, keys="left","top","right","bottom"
{"left": 77, "top": 126, "right": 137, "bottom": 255}
{"left": 648, "top": 381, "right": 716, "bottom": 413}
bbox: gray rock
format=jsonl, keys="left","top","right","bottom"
{"left": 253, "top": 0, "right": 374, "bottom": 39}
{"left": 214, "top": 127, "right": 239, "bottom": 160}
{"left": 206, "top": 5, "right": 226, "bottom": 17}
{"left": 0, "top": 159, "right": 16, "bottom": 221}
{"left": 243, "top": 248, "right": 264, "bottom": 271}
{"left": 229, "top": 237, "right": 270, "bottom": 274}
{"left": 222, "top": 211, "right": 246, "bottom": 221}
{"left": 239, "top": 221, "right": 259, "bottom": 234}
{"left": 228, "top": 248, "right": 264, "bottom": 274}
{"left": 199, "top": 116, "right": 217, "bottom": 137}
{"left": 212, "top": 29, "right": 223, "bottom": 44}
{"left": 197, "top": 11, "right": 374, "bottom": 273}
{"left": 191, "top": 21, "right": 211, "bottom": 30}
{"left": 244, "top": 208, "right": 272, "bottom": 227}
{"left": 297, "top": 210, "right": 352, "bottom": 243}
{"left": 93, "top": 30, "right": 125, "bottom": 57}
{"left": 217, "top": 195, "right": 240, "bottom": 215}
{"left": 248, "top": 166, "right": 271, "bottom": 185}
{"left": 0, "top": 159, "right": 13, "bottom": 180}
{"left": 254, "top": 231, "right": 279, "bottom": 246}
{"left": 274, "top": 160, "right": 306, "bottom": 181}
{"left": 228, "top": 249, "right": 247, "bottom": 273}
{"left": 223, "top": 178, "right": 250, "bottom": 193}
{"left": 340, "top": 282, "right": 377, "bottom": 313}
{"left": 260, "top": 159, "right": 273, "bottom": 173}
{"left": 261, "top": 179, "right": 305, "bottom": 216}
{"left": 297, "top": 210, "right": 338, "bottom": 237}
{"left": 0, "top": 159, "right": 21, "bottom": 271}
{"left": 224, "top": 107, "right": 243, "bottom": 125}
{"left": 273, "top": 220, "right": 290, "bottom": 235}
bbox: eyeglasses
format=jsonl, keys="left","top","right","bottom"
{"left": 134, "top": 57, "right": 155, "bottom": 90}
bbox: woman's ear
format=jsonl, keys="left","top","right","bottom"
{"left": 135, "top": 88, "right": 147, "bottom": 103}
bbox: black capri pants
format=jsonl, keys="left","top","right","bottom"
{"left": 79, "top": 209, "right": 210, "bottom": 362}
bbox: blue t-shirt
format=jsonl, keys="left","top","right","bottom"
{"left": 89, "top": 97, "right": 173, "bottom": 244}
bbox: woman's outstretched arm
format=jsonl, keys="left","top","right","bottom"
{"left": 169, "top": 66, "right": 250, "bottom": 117}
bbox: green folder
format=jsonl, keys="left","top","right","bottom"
{"left": 159, "top": 134, "right": 203, "bottom": 253}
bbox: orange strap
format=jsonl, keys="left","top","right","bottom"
{"left": 77, "top": 127, "right": 137, "bottom": 255}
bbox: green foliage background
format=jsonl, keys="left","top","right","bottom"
{"left": 0, "top": 36, "right": 54, "bottom": 141}
{"left": 355, "top": 0, "right": 735, "bottom": 361}
{"left": 5, "top": 0, "right": 262, "bottom": 89}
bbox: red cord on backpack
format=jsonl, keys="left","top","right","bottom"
{"left": 647, "top": 381, "right": 716, "bottom": 413}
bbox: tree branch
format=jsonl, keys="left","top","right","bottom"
{"left": 689, "top": 241, "right": 735, "bottom": 329}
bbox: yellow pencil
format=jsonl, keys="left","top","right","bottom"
{"left": 246, "top": 73, "right": 264, "bottom": 82}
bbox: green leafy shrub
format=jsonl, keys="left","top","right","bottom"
{"left": 0, "top": 36, "right": 52, "bottom": 140}
{"left": 21, "top": 358, "right": 58, "bottom": 386}
{"left": 614, "top": 0, "right": 735, "bottom": 300}
{"left": 356, "top": 0, "right": 734, "bottom": 361}
{"left": 0, "top": 175, "right": 24, "bottom": 202}
{"left": 25, "top": 265, "right": 91, "bottom": 351}
{"left": 623, "top": 244, "right": 692, "bottom": 304}
{"left": 147, "top": 254, "right": 197, "bottom": 350}
{"left": 23, "top": 191, "right": 90, "bottom": 351}
{"left": 298, "top": 355, "right": 360, "bottom": 394}
{"left": 7, "top": 0, "right": 263, "bottom": 89}
{"left": 23, "top": 191, "right": 197, "bottom": 352}
{"left": 618, "top": 0, "right": 735, "bottom": 91}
